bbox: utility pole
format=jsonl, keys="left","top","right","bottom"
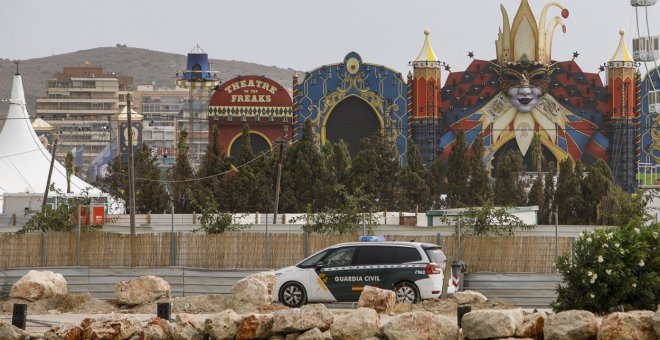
{"left": 40, "top": 139, "right": 57, "bottom": 267}
{"left": 126, "top": 94, "right": 136, "bottom": 236}
{"left": 272, "top": 140, "right": 286, "bottom": 224}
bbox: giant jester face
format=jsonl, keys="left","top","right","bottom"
{"left": 491, "top": 58, "right": 558, "bottom": 113}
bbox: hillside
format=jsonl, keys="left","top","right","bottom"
{"left": 0, "top": 46, "right": 299, "bottom": 128}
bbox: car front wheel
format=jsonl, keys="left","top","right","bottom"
{"left": 394, "top": 282, "right": 419, "bottom": 304}
{"left": 279, "top": 282, "right": 307, "bottom": 308}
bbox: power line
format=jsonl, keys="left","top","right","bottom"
{"left": 112, "top": 144, "right": 276, "bottom": 184}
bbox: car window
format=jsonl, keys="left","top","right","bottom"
{"left": 395, "top": 247, "right": 422, "bottom": 263}
{"left": 323, "top": 247, "right": 356, "bottom": 267}
{"left": 297, "top": 249, "right": 331, "bottom": 268}
{"left": 424, "top": 247, "right": 447, "bottom": 264}
{"left": 355, "top": 246, "right": 396, "bottom": 265}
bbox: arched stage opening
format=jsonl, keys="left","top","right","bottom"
{"left": 324, "top": 96, "right": 381, "bottom": 157}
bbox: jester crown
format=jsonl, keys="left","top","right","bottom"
{"left": 490, "top": 0, "right": 569, "bottom": 93}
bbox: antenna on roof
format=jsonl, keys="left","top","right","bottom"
{"left": 14, "top": 60, "right": 20, "bottom": 75}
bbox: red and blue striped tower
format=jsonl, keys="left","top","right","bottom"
{"left": 410, "top": 29, "right": 443, "bottom": 164}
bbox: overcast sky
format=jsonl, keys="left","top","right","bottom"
{"left": 3, "top": 0, "right": 660, "bottom": 79}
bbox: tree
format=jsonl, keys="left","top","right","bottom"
{"left": 581, "top": 159, "right": 614, "bottom": 224}
{"left": 527, "top": 134, "right": 544, "bottom": 210}
{"left": 322, "top": 140, "right": 352, "bottom": 209}
{"left": 555, "top": 158, "right": 583, "bottom": 224}
{"left": 20, "top": 186, "right": 99, "bottom": 233}
{"left": 298, "top": 185, "right": 378, "bottom": 235}
{"left": 461, "top": 202, "right": 534, "bottom": 236}
{"left": 170, "top": 130, "right": 198, "bottom": 213}
{"left": 467, "top": 133, "right": 490, "bottom": 206}
{"left": 350, "top": 132, "right": 401, "bottom": 210}
{"left": 597, "top": 187, "right": 651, "bottom": 226}
{"left": 446, "top": 129, "right": 469, "bottom": 207}
{"left": 65, "top": 151, "right": 74, "bottom": 194}
{"left": 279, "top": 119, "right": 326, "bottom": 212}
{"left": 494, "top": 150, "right": 526, "bottom": 206}
{"left": 198, "top": 126, "right": 233, "bottom": 211}
{"left": 425, "top": 158, "right": 446, "bottom": 209}
{"left": 399, "top": 142, "right": 430, "bottom": 211}
{"left": 540, "top": 162, "right": 556, "bottom": 224}
{"left": 95, "top": 143, "right": 168, "bottom": 213}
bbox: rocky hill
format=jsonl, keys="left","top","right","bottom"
{"left": 0, "top": 45, "right": 299, "bottom": 125}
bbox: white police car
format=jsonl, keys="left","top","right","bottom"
{"left": 274, "top": 240, "right": 456, "bottom": 307}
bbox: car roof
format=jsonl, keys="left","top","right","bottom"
{"left": 329, "top": 241, "right": 440, "bottom": 248}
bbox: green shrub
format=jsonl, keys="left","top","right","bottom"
{"left": 552, "top": 220, "right": 660, "bottom": 313}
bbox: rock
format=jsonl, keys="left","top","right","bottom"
{"left": 9, "top": 270, "right": 68, "bottom": 301}
{"left": 653, "top": 306, "right": 660, "bottom": 339}
{"left": 232, "top": 273, "right": 273, "bottom": 307}
{"left": 205, "top": 309, "right": 241, "bottom": 340}
{"left": 114, "top": 275, "right": 171, "bottom": 306}
{"left": 270, "top": 336, "right": 286, "bottom": 340}
{"left": 285, "top": 333, "right": 301, "bottom": 340}
{"left": 515, "top": 312, "right": 545, "bottom": 340}
{"left": 598, "top": 311, "right": 655, "bottom": 340}
{"left": 0, "top": 321, "right": 29, "bottom": 340}
{"left": 249, "top": 271, "right": 277, "bottom": 301}
{"left": 298, "top": 327, "right": 332, "bottom": 340}
{"left": 44, "top": 323, "right": 83, "bottom": 340}
{"left": 454, "top": 290, "right": 488, "bottom": 305}
{"left": 272, "top": 304, "right": 334, "bottom": 334}
{"left": 461, "top": 309, "right": 523, "bottom": 339}
{"left": 81, "top": 313, "right": 142, "bottom": 340}
{"left": 173, "top": 313, "right": 206, "bottom": 340}
{"left": 381, "top": 311, "right": 458, "bottom": 340}
{"left": 358, "top": 286, "right": 396, "bottom": 313}
{"left": 544, "top": 310, "right": 599, "bottom": 340}
{"left": 142, "top": 316, "right": 173, "bottom": 340}
{"left": 237, "top": 313, "right": 274, "bottom": 340}
{"left": 330, "top": 307, "right": 381, "bottom": 340}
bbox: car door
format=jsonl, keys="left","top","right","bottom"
{"left": 348, "top": 245, "right": 396, "bottom": 300}
{"left": 317, "top": 246, "right": 357, "bottom": 302}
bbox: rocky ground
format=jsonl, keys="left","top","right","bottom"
{"left": 0, "top": 292, "right": 512, "bottom": 317}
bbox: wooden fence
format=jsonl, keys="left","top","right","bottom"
{"left": 0, "top": 232, "right": 573, "bottom": 273}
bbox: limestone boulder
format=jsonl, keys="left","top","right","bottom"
{"left": 454, "top": 290, "right": 488, "bottom": 305}
{"left": 173, "top": 313, "right": 206, "bottom": 340}
{"left": 461, "top": 309, "right": 523, "bottom": 339}
{"left": 598, "top": 311, "right": 656, "bottom": 340}
{"left": 515, "top": 312, "right": 545, "bottom": 340}
{"left": 381, "top": 311, "right": 458, "bottom": 340}
{"left": 298, "top": 327, "right": 332, "bottom": 340}
{"left": 44, "top": 323, "right": 83, "bottom": 340}
{"left": 544, "top": 310, "right": 599, "bottom": 340}
{"left": 330, "top": 307, "right": 381, "bottom": 340}
{"left": 0, "top": 321, "right": 29, "bottom": 340}
{"left": 231, "top": 272, "right": 275, "bottom": 307}
{"left": 114, "top": 275, "right": 171, "bottom": 306}
{"left": 142, "top": 316, "right": 173, "bottom": 340}
{"left": 81, "top": 314, "right": 142, "bottom": 340}
{"left": 272, "top": 304, "right": 334, "bottom": 334}
{"left": 9, "top": 270, "right": 68, "bottom": 301}
{"left": 358, "top": 285, "right": 396, "bottom": 313}
{"left": 236, "top": 313, "right": 274, "bottom": 340}
{"left": 653, "top": 306, "right": 660, "bottom": 338}
{"left": 205, "top": 309, "right": 241, "bottom": 340}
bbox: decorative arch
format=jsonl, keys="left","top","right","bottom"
{"left": 227, "top": 130, "right": 273, "bottom": 164}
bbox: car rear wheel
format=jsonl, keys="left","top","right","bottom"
{"left": 394, "top": 282, "right": 419, "bottom": 304}
{"left": 279, "top": 282, "right": 307, "bottom": 308}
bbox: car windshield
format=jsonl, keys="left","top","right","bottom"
{"left": 424, "top": 246, "right": 447, "bottom": 264}
{"left": 297, "top": 249, "right": 330, "bottom": 268}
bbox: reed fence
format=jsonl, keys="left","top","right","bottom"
{"left": 0, "top": 232, "right": 573, "bottom": 273}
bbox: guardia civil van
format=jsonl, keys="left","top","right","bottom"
{"left": 274, "top": 241, "right": 456, "bottom": 307}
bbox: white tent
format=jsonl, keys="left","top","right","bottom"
{"left": 0, "top": 74, "right": 101, "bottom": 213}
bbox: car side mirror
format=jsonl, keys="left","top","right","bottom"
{"left": 314, "top": 262, "right": 324, "bottom": 271}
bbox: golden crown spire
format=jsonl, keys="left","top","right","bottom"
{"left": 496, "top": 0, "right": 569, "bottom": 65}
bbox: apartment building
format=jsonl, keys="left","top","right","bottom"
{"left": 35, "top": 66, "right": 133, "bottom": 177}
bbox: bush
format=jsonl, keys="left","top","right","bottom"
{"left": 552, "top": 220, "right": 660, "bottom": 313}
